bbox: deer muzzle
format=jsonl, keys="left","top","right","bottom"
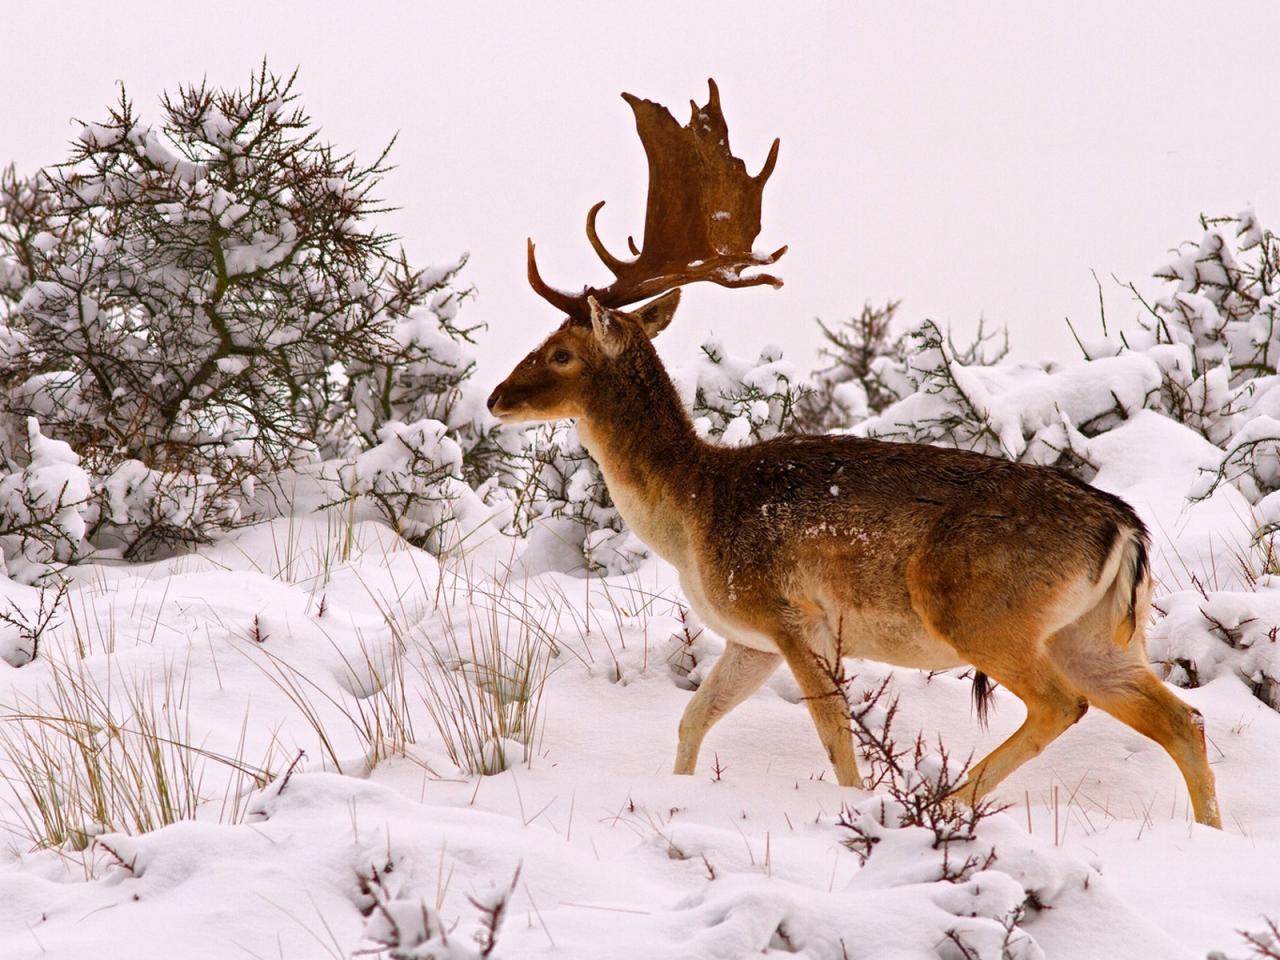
{"left": 486, "top": 386, "right": 505, "bottom": 415}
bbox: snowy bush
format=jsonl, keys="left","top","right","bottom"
{"left": 1053, "top": 209, "right": 1280, "bottom": 710}
{"left": 95, "top": 457, "right": 244, "bottom": 559}
{"left": 1150, "top": 589, "right": 1280, "bottom": 709}
{"left": 838, "top": 795, "right": 1044, "bottom": 959}
{"left": 647, "top": 338, "right": 795, "bottom": 535}
{"left": 683, "top": 336, "right": 805, "bottom": 445}
{"left": 855, "top": 318, "right": 1153, "bottom": 476}
{"left": 358, "top": 861, "right": 520, "bottom": 959}
{"left": 506, "top": 421, "right": 635, "bottom": 574}
{"left": 795, "top": 299, "right": 904, "bottom": 432}
{"left": 795, "top": 303, "right": 1009, "bottom": 435}
{"left": 0, "top": 419, "right": 91, "bottom": 582}
{"left": 831, "top": 676, "right": 1094, "bottom": 960}
{"left": 1210, "top": 919, "right": 1280, "bottom": 960}
{"left": 340, "top": 252, "right": 512, "bottom": 485}
{"left": 0, "top": 164, "right": 62, "bottom": 323}
{"left": 336, "top": 418, "right": 495, "bottom": 554}
{"left": 1076, "top": 211, "right": 1280, "bottom": 516}
{"left": 0, "top": 64, "right": 478, "bottom": 561}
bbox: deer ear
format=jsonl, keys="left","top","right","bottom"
{"left": 588, "top": 297, "right": 627, "bottom": 358}
{"left": 631, "top": 289, "right": 682, "bottom": 340}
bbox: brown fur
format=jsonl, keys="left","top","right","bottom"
{"left": 489, "top": 300, "right": 1223, "bottom": 827}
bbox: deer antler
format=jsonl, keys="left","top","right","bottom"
{"left": 527, "top": 79, "right": 787, "bottom": 320}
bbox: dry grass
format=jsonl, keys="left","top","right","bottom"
{"left": 237, "top": 535, "right": 560, "bottom": 779}
{"left": 0, "top": 653, "right": 278, "bottom": 851}
{"left": 0, "top": 515, "right": 582, "bottom": 860}
{"left": 247, "top": 627, "right": 421, "bottom": 776}
{"left": 414, "top": 568, "right": 558, "bottom": 776}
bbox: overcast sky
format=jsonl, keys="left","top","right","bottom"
{"left": 4, "top": 2, "right": 1279, "bottom": 377}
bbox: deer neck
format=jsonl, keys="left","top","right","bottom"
{"left": 575, "top": 351, "right": 708, "bottom": 566}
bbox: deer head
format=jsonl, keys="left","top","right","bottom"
{"left": 487, "top": 79, "right": 786, "bottom": 424}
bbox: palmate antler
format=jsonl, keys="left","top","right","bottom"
{"left": 527, "top": 79, "right": 787, "bottom": 320}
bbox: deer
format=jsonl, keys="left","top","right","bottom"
{"left": 487, "top": 80, "right": 1222, "bottom": 828}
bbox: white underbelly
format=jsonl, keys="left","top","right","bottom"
{"left": 678, "top": 573, "right": 966, "bottom": 669}
{"left": 833, "top": 609, "right": 967, "bottom": 670}
{"left": 678, "top": 571, "right": 780, "bottom": 653}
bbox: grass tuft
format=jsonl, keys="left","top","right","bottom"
{"left": 0, "top": 653, "right": 277, "bottom": 850}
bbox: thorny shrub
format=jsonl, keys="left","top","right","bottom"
{"left": 1210, "top": 918, "right": 1280, "bottom": 960}
{"left": 794, "top": 299, "right": 907, "bottom": 432}
{"left": 831, "top": 670, "right": 1004, "bottom": 883}
{"left": 357, "top": 857, "right": 521, "bottom": 959}
{"left": 0, "top": 64, "right": 481, "bottom": 569}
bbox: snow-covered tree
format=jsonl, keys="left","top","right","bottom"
{"left": 338, "top": 252, "right": 512, "bottom": 485}
{"left": 331, "top": 417, "right": 506, "bottom": 556}
{"left": 794, "top": 299, "right": 904, "bottom": 432}
{"left": 868, "top": 210, "right": 1280, "bottom": 498}
{"left": 505, "top": 421, "right": 637, "bottom": 574}
{"left": 1107, "top": 212, "right": 1280, "bottom": 525}
{"left": 0, "top": 64, "right": 478, "bottom": 561}
{"left": 1149, "top": 588, "right": 1280, "bottom": 711}
{"left": 793, "top": 301, "right": 1009, "bottom": 435}
{"left": 684, "top": 337, "right": 804, "bottom": 445}
{"left": 0, "top": 165, "right": 61, "bottom": 323}
{"left": 0, "top": 419, "right": 91, "bottom": 582}
{"left": 855, "top": 318, "right": 1151, "bottom": 476}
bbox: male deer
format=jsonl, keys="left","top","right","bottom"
{"left": 488, "top": 80, "right": 1222, "bottom": 827}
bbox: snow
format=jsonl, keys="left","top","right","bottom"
{"left": 0, "top": 419, "right": 92, "bottom": 580}
{"left": 861, "top": 331, "right": 1163, "bottom": 464}
{"left": 4, "top": 150, "right": 1280, "bottom": 958}
{"left": 1, "top": 401, "right": 1279, "bottom": 959}
{"left": 1150, "top": 591, "right": 1280, "bottom": 705}
{"left": 220, "top": 225, "right": 298, "bottom": 277}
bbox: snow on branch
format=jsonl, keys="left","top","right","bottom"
{"left": 0, "top": 63, "right": 484, "bottom": 562}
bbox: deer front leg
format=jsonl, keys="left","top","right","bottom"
{"left": 674, "top": 641, "right": 781, "bottom": 776}
{"left": 777, "top": 633, "right": 863, "bottom": 789}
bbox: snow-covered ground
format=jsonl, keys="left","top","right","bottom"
{"left": 0, "top": 412, "right": 1278, "bottom": 960}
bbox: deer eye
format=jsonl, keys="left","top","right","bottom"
{"left": 551, "top": 349, "right": 572, "bottom": 365}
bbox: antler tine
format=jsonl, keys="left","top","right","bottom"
{"left": 526, "top": 80, "right": 785, "bottom": 318}
{"left": 707, "top": 243, "right": 789, "bottom": 291}
{"left": 526, "top": 238, "right": 587, "bottom": 318}
{"left": 585, "top": 201, "right": 629, "bottom": 277}
{"left": 755, "top": 138, "right": 780, "bottom": 185}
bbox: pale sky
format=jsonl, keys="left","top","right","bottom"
{"left": 4, "top": 2, "right": 1278, "bottom": 378}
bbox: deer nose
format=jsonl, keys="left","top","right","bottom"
{"left": 486, "top": 387, "right": 502, "bottom": 413}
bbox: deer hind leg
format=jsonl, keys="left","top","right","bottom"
{"left": 952, "top": 643, "right": 1089, "bottom": 807}
{"left": 910, "top": 594, "right": 1087, "bottom": 803}
{"left": 1088, "top": 672, "right": 1220, "bottom": 828}
{"left": 674, "top": 642, "right": 780, "bottom": 776}
{"left": 1050, "top": 620, "right": 1221, "bottom": 827}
